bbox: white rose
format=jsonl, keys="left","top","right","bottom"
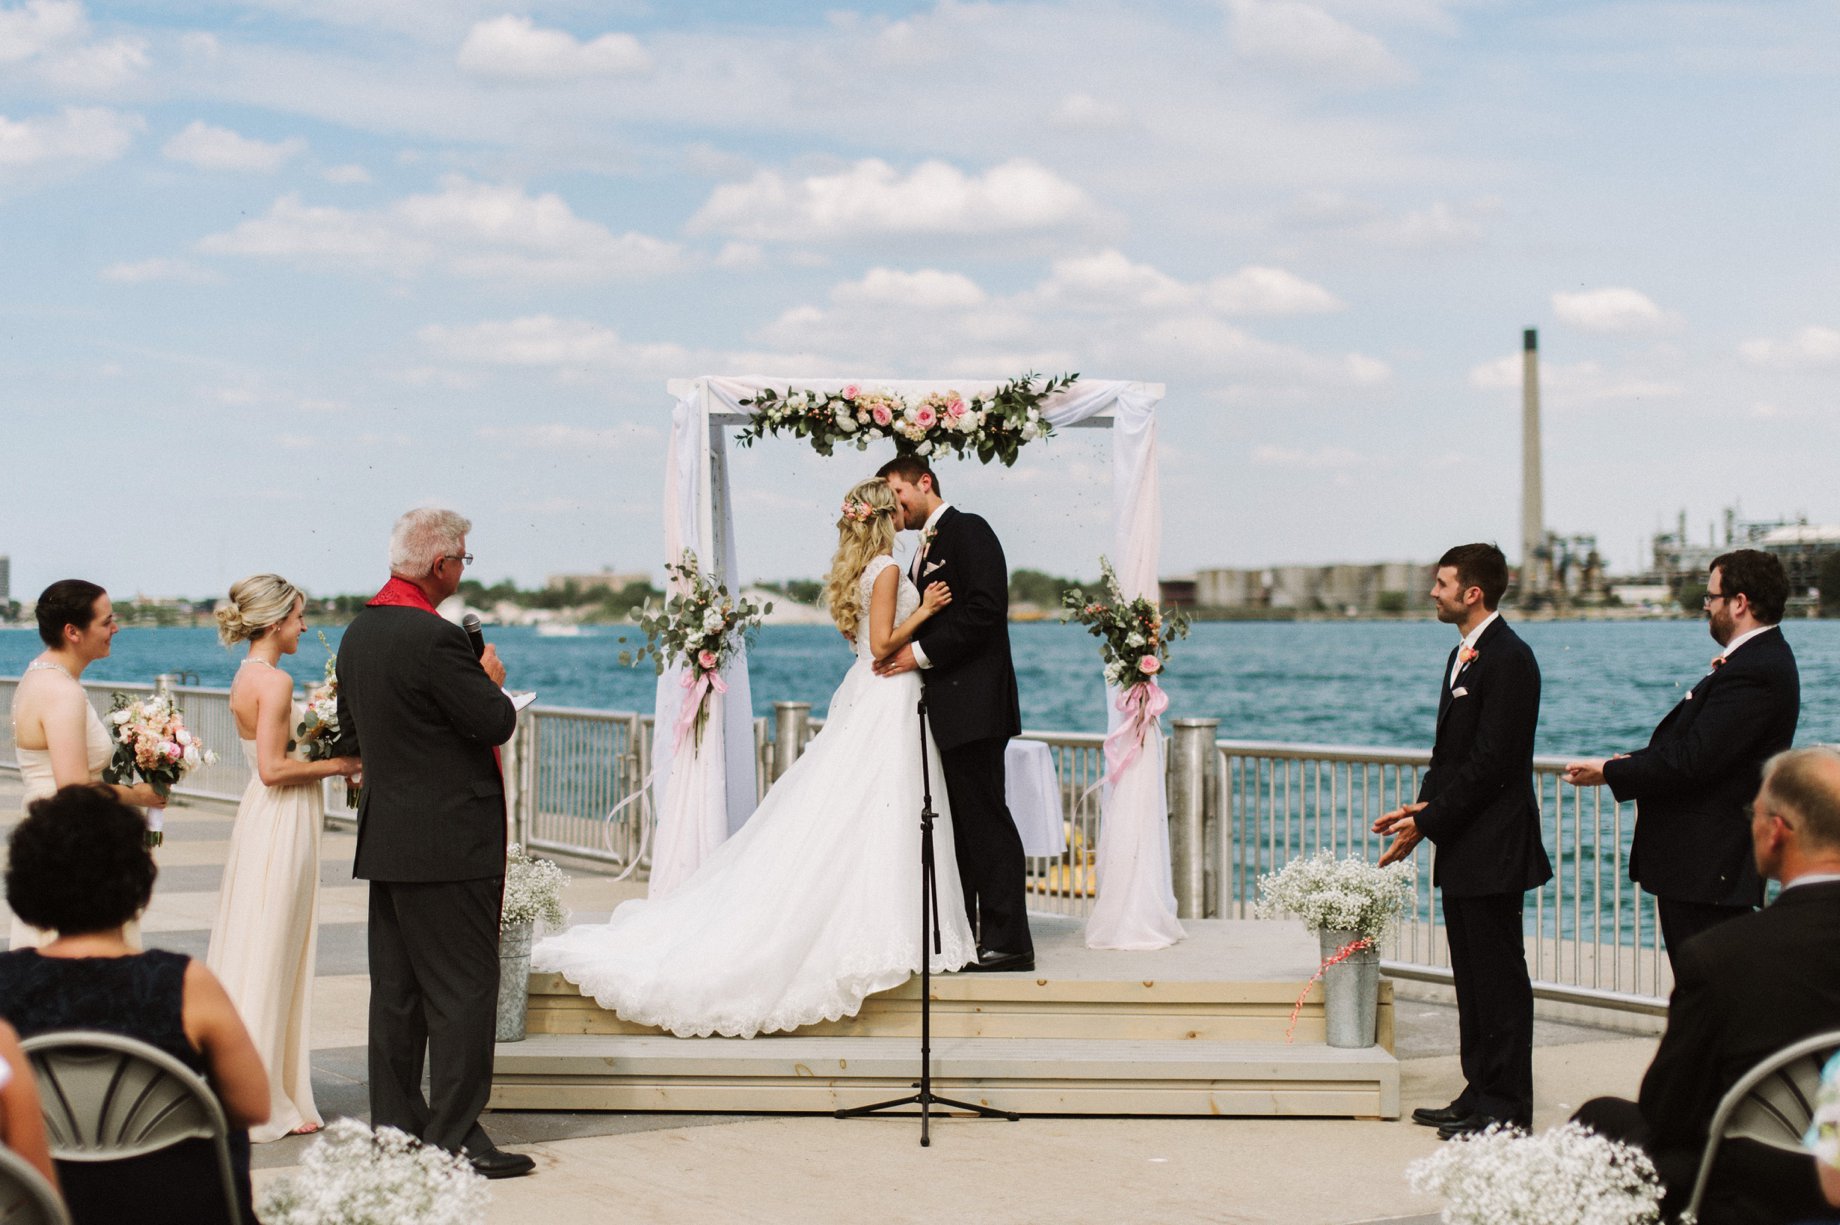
{"left": 182, "top": 744, "right": 201, "bottom": 768}
{"left": 917, "top": 439, "right": 934, "bottom": 456}
{"left": 1126, "top": 632, "right": 1146, "bottom": 648}
{"left": 838, "top": 415, "right": 858, "bottom": 433}
{"left": 110, "top": 709, "right": 132, "bottom": 725}
{"left": 789, "top": 392, "right": 808, "bottom": 409}
{"left": 177, "top": 728, "right": 193, "bottom": 746}
{"left": 1021, "top": 423, "right": 1040, "bottom": 441}
{"left": 703, "top": 609, "right": 724, "bottom": 632}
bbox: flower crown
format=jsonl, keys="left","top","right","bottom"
{"left": 841, "top": 498, "right": 891, "bottom": 523}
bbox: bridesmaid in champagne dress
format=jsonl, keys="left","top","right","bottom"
{"left": 205, "top": 575, "right": 359, "bottom": 1141}
{"left": 7, "top": 580, "right": 166, "bottom": 950}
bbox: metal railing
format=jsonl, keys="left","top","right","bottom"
{"left": 1, "top": 676, "right": 1671, "bottom": 1012}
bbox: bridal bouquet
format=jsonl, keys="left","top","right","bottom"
{"left": 619, "top": 550, "right": 772, "bottom": 750}
{"left": 293, "top": 631, "right": 359, "bottom": 807}
{"left": 1059, "top": 557, "right": 1190, "bottom": 787}
{"left": 102, "top": 691, "right": 218, "bottom": 846}
{"left": 1407, "top": 1122, "right": 1663, "bottom": 1225}
{"left": 1254, "top": 850, "right": 1415, "bottom": 945}
{"left": 258, "top": 1119, "right": 489, "bottom": 1225}
{"left": 737, "top": 371, "right": 1077, "bottom": 467}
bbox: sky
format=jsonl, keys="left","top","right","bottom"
{"left": 1, "top": 0, "right": 1835, "bottom": 601}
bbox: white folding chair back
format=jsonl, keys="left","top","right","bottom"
{"left": 19, "top": 1031, "right": 240, "bottom": 1223}
{"left": 1684, "top": 1027, "right": 1840, "bottom": 1223}
{"left": 0, "top": 1146, "right": 70, "bottom": 1225}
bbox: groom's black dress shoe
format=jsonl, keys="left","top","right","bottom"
{"left": 1411, "top": 1103, "right": 1469, "bottom": 1128}
{"left": 964, "top": 948, "right": 1035, "bottom": 973}
{"left": 1436, "top": 1114, "right": 1517, "bottom": 1141}
{"left": 466, "top": 1147, "right": 536, "bottom": 1179}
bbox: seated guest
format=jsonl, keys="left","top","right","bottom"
{"left": 0, "top": 785, "right": 269, "bottom": 1225}
{"left": 1575, "top": 745, "right": 1840, "bottom": 1225}
{"left": 0, "top": 1018, "right": 58, "bottom": 1190}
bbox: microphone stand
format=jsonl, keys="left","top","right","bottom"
{"left": 835, "top": 693, "right": 1018, "bottom": 1146}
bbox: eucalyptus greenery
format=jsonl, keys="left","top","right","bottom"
{"left": 618, "top": 551, "right": 771, "bottom": 676}
{"left": 1059, "top": 556, "right": 1191, "bottom": 689}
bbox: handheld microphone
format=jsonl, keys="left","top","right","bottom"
{"left": 462, "top": 612, "right": 486, "bottom": 659}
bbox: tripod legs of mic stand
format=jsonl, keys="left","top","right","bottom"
{"left": 834, "top": 694, "right": 1018, "bottom": 1145}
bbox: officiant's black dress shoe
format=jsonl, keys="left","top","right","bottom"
{"left": 964, "top": 948, "right": 1035, "bottom": 973}
{"left": 467, "top": 1147, "right": 536, "bottom": 1179}
{"left": 1411, "top": 1103, "right": 1469, "bottom": 1128}
{"left": 1436, "top": 1114, "right": 1516, "bottom": 1141}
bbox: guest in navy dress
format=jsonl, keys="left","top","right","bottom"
{"left": 0, "top": 785, "right": 270, "bottom": 1225}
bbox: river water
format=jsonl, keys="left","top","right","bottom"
{"left": 4, "top": 618, "right": 1836, "bottom": 755}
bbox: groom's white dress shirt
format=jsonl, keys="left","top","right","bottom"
{"left": 908, "top": 502, "right": 951, "bottom": 670}
{"left": 1448, "top": 609, "right": 1499, "bottom": 690}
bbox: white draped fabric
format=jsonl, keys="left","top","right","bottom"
{"left": 651, "top": 375, "right": 1182, "bottom": 950}
{"left": 646, "top": 691, "right": 730, "bottom": 899}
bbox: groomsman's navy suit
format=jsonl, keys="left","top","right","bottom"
{"left": 910, "top": 506, "right": 1032, "bottom": 957}
{"left": 1414, "top": 615, "right": 1552, "bottom": 1128}
{"left": 1603, "top": 626, "right": 1799, "bottom": 957}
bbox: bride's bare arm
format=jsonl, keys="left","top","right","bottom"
{"left": 869, "top": 566, "right": 951, "bottom": 659}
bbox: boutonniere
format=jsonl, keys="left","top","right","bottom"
{"left": 921, "top": 526, "right": 938, "bottom": 551}
{"left": 1459, "top": 646, "right": 1480, "bottom": 666}
{"left": 1710, "top": 655, "right": 1727, "bottom": 670}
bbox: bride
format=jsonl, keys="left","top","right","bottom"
{"left": 531, "top": 477, "right": 977, "bottom": 1038}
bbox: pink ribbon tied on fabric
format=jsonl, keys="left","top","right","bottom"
{"left": 1099, "top": 679, "right": 1170, "bottom": 789}
{"left": 674, "top": 665, "right": 729, "bottom": 753}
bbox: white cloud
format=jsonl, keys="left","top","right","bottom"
{"left": 1738, "top": 325, "right": 1840, "bottom": 371}
{"left": 0, "top": 1, "right": 145, "bottom": 87}
{"left": 689, "top": 158, "right": 1093, "bottom": 242}
{"left": 1051, "top": 93, "right": 1130, "bottom": 131}
{"left": 1468, "top": 354, "right": 1683, "bottom": 406}
{"left": 832, "top": 267, "right": 986, "bottom": 310}
{"left": 101, "top": 257, "right": 220, "bottom": 284}
{"left": 0, "top": 106, "right": 140, "bottom": 178}
{"left": 1551, "top": 286, "right": 1675, "bottom": 334}
{"left": 1227, "top": 0, "right": 1415, "bottom": 87}
{"left": 198, "top": 177, "right": 683, "bottom": 282}
{"left": 1252, "top": 443, "right": 1370, "bottom": 470}
{"left": 163, "top": 121, "right": 305, "bottom": 172}
{"left": 1028, "top": 250, "right": 1341, "bottom": 317}
{"left": 419, "top": 316, "right": 693, "bottom": 373}
{"left": 0, "top": 0, "right": 83, "bottom": 64}
{"left": 39, "top": 35, "right": 146, "bottom": 88}
{"left": 323, "top": 163, "right": 370, "bottom": 184}
{"left": 457, "top": 15, "right": 649, "bottom": 82}
{"left": 1206, "top": 266, "right": 1344, "bottom": 315}
{"left": 475, "top": 422, "right": 661, "bottom": 451}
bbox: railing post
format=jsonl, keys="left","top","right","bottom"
{"left": 772, "top": 701, "right": 811, "bottom": 784}
{"left": 1170, "top": 718, "right": 1220, "bottom": 920}
{"left": 504, "top": 710, "right": 534, "bottom": 850}
{"left": 153, "top": 673, "right": 175, "bottom": 694}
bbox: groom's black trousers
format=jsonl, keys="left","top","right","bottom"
{"left": 368, "top": 876, "right": 502, "bottom": 1155}
{"left": 940, "top": 736, "right": 1033, "bottom": 955}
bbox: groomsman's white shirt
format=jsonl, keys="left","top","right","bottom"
{"left": 1449, "top": 610, "right": 1500, "bottom": 690}
{"left": 909, "top": 502, "right": 952, "bottom": 670}
{"left": 1716, "top": 624, "right": 1772, "bottom": 663}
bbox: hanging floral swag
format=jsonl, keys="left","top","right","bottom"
{"left": 737, "top": 371, "right": 1078, "bottom": 467}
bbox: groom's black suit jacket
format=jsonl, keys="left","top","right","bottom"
{"left": 1603, "top": 626, "right": 1799, "bottom": 908}
{"left": 911, "top": 506, "right": 1021, "bottom": 752}
{"left": 1414, "top": 616, "right": 1553, "bottom": 897}
{"left": 334, "top": 605, "right": 518, "bottom": 883}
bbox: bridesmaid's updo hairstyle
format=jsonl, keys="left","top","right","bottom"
{"left": 5, "top": 785, "right": 156, "bottom": 935}
{"left": 35, "top": 579, "right": 106, "bottom": 648}
{"left": 822, "top": 477, "right": 901, "bottom": 637}
{"left": 216, "top": 573, "right": 303, "bottom": 646}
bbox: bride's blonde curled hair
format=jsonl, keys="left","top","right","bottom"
{"left": 823, "top": 478, "right": 899, "bottom": 636}
{"left": 216, "top": 573, "right": 304, "bottom": 646}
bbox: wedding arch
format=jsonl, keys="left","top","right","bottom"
{"left": 647, "top": 374, "right": 1180, "bottom": 950}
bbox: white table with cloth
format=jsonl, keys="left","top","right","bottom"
{"left": 1005, "top": 739, "right": 1067, "bottom": 857}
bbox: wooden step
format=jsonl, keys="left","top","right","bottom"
{"left": 489, "top": 1034, "right": 1400, "bottom": 1119}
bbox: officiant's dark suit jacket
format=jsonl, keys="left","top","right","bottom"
{"left": 1621, "top": 880, "right": 1840, "bottom": 1224}
{"left": 1603, "top": 626, "right": 1799, "bottom": 910}
{"left": 911, "top": 506, "right": 1021, "bottom": 751}
{"left": 335, "top": 606, "right": 518, "bottom": 883}
{"left": 1412, "top": 614, "right": 1551, "bottom": 1127}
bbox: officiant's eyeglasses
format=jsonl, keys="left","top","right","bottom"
{"left": 441, "top": 553, "right": 474, "bottom": 568}
{"left": 1701, "top": 592, "right": 1730, "bottom": 609}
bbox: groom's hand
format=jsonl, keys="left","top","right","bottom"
{"left": 874, "top": 644, "right": 917, "bottom": 677}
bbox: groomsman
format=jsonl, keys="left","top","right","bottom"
{"left": 1374, "top": 543, "right": 1552, "bottom": 1139}
{"left": 1564, "top": 549, "right": 1799, "bottom": 964}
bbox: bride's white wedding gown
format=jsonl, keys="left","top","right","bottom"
{"left": 531, "top": 555, "right": 977, "bottom": 1038}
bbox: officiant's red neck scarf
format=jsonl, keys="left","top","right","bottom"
{"left": 368, "top": 576, "right": 439, "bottom": 613}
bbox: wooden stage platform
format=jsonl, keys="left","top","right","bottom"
{"left": 489, "top": 916, "right": 1399, "bottom": 1118}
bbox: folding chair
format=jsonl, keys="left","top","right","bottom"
{"left": 0, "top": 1146, "right": 69, "bottom": 1225}
{"left": 19, "top": 1031, "right": 240, "bottom": 1224}
{"left": 1684, "top": 1027, "right": 1840, "bottom": 1223}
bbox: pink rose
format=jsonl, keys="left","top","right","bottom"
{"left": 870, "top": 404, "right": 893, "bottom": 427}
{"left": 843, "top": 384, "right": 860, "bottom": 400}
{"left": 946, "top": 399, "right": 967, "bottom": 420}
{"left": 697, "top": 649, "right": 719, "bottom": 671}
{"left": 164, "top": 741, "right": 183, "bottom": 759}
{"left": 1138, "top": 656, "right": 1162, "bottom": 675}
{"left": 913, "top": 405, "right": 938, "bottom": 430}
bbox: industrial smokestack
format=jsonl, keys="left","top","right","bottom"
{"left": 1521, "top": 328, "right": 1544, "bottom": 596}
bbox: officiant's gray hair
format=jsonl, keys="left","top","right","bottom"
{"left": 390, "top": 507, "right": 472, "bottom": 576}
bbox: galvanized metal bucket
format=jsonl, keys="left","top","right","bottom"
{"left": 1318, "top": 927, "right": 1379, "bottom": 1049}
{"left": 496, "top": 919, "right": 534, "bottom": 1042}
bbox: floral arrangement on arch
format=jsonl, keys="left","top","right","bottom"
{"left": 102, "top": 691, "right": 218, "bottom": 845}
{"left": 619, "top": 550, "right": 772, "bottom": 750}
{"left": 502, "top": 844, "right": 570, "bottom": 932}
{"left": 1406, "top": 1122, "right": 1663, "bottom": 1225}
{"left": 1254, "top": 850, "right": 1415, "bottom": 945}
{"left": 257, "top": 1118, "right": 489, "bottom": 1225}
{"left": 1059, "top": 557, "right": 1190, "bottom": 788}
{"left": 736, "top": 371, "right": 1078, "bottom": 466}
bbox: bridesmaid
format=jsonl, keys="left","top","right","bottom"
{"left": 206, "top": 575, "right": 358, "bottom": 1141}
{"left": 8, "top": 579, "right": 166, "bottom": 949}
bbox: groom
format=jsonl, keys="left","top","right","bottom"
{"left": 875, "top": 456, "right": 1035, "bottom": 972}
